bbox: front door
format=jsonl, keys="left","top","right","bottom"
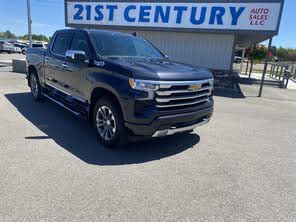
{"left": 60, "top": 32, "right": 92, "bottom": 101}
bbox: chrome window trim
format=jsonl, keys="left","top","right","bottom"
{"left": 45, "top": 82, "right": 87, "bottom": 103}
{"left": 46, "top": 82, "right": 71, "bottom": 95}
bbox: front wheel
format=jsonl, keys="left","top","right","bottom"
{"left": 29, "top": 72, "right": 42, "bottom": 101}
{"left": 92, "top": 96, "right": 128, "bottom": 148}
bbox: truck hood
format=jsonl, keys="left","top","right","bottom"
{"left": 109, "top": 58, "right": 213, "bottom": 81}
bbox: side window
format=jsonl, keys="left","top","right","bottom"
{"left": 70, "top": 33, "right": 90, "bottom": 59}
{"left": 52, "top": 33, "right": 73, "bottom": 56}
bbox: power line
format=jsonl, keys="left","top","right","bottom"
{"left": 31, "top": 4, "right": 63, "bottom": 8}
{"left": 35, "top": 0, "right": 64, "bottom": 3}
{"left": 32, "top": 0, "right": 64, "bottom": 8}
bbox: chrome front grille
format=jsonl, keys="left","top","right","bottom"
{"left": 155, "top": 79, "right": 213, "bottom": 110}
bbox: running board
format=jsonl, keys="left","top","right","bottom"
{"left": 42, "top": 83, "right": 90, "bottom": 119}
{"left": 42, "top": 93, "right": 84, "bottom": 117}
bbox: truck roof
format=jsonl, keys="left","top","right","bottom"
{"left": 56, "top": 28, "right": 134, "bottom": 38}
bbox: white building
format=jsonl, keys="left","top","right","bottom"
{"left": 65, "top": 0, "right": 284, "bottom": 71}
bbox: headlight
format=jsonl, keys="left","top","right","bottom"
{"left": 129, "top": 78, "right": 159, "bottom": 100}
{"left": 129, "top": 78, "right": 159, "bottom": 91}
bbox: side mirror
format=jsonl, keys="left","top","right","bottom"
{"left": 164, "top": 54, "right": 170, "bottom": 59}
{"left": 65, "top": 50, "right": 86, "bottom": 62}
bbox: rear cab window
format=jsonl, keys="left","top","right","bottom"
{"left": 32, "top": 44, "right": 43, "bottom": 48}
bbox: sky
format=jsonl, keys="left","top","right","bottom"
{"left": 0, "top": 0, "right": 295, "bottom": 48}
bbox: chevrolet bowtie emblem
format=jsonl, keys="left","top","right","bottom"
{"left": 188, "top": 84, "right": 201, "bottom": 91}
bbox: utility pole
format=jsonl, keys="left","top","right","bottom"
{"left": 258, "top": 37, "right": 273, "bottom": 97}
{"left": 240, "top": 48, "right": 245, "bottom": 73}
{"left": 26, "top": 0, "right": 32, "bottom": 47}
{"left": 248, "top": 44, "right": 256, "bottom": 79}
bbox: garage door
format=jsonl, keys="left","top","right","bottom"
{"left": 119, "top": 30, "right": 234, "bottom": 71}
{"left": 141, "top": 31, "right": 234, "bottom": 70}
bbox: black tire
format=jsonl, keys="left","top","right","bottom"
{"left": 92, "top": 96, "right": 128, "bottom": 148}
{"left": 29, "top": 71, "right": 43, "bottom": 101}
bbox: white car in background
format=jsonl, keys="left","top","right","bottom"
{"left": 234, "top": 56, "right": 242, "bottom": 63}
{"left": 14, "top": 43, "right": 27, "bottom": 54}
{"left": 14, "top": 46, "right": 22, "bottom": 53}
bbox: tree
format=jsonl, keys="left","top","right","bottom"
{"left": 287, "top": 49, "right": 296, "bottom": 64}
{"left": 0, "top": 30, "right": 16, "bottom": 39}
{"left": 276, "top": 47, "right": 288, "bottom": 60}
{"left": 0, "top": 30, "right": 49, "bottom": 42}
{"left": 246, "top": 44, "right": 268, "bottom": 64}
{"left": 276, "top": 47, "right": 296, "bottom": 62}
{"left": 253, "top": 44, "right": 268, "bottom": 63}
{"left": 20, "top": 34, "right": 49, "bottom": 42}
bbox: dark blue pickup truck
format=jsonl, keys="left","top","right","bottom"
{"left": 26, "top": 29, "right": 214, "bottom": 147}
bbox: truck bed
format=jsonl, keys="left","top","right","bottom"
{"left": 26, "top": 48, "right": 47, "bottom": 71}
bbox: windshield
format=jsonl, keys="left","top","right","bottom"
{"left": 90, "top": 31, "right": 164, "bottom": 59}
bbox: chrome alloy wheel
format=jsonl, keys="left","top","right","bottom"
{"left": 96, "top": 106, "right": 116, "bottom": 141}
{"left": 30, "top": 74, "right": 39, "bottom": 98}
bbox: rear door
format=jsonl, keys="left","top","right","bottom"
{"left": 44, "top": 32, "right": 73, "bottom": 93}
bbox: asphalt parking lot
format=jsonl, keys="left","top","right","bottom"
{"left": 0, "top": 63, "right": 296, "bottom": 221}
{"left": 0, "top": 53, "right": 25, "bottom": 61}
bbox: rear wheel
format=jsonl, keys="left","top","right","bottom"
{"left": 29, "top": 72, "right": 42, "bottom": 101}
{"left": 92, "top": 96, "right": 128, "bottom": 148}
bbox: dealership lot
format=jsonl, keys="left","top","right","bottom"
{"left": 0, "top": 53, "right": 25, "bottom": 68}
{"left": 0, "top": 64, "right": 296, "bottom": 221}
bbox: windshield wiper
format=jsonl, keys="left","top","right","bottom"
{"left": 105, "top": 55, "right": 138, "bottom": 59}
{"left": 104, "top": 55, "right": 122, "bottom": 59}
{"left": 104, "top": 55, "right": 163, "bottom": 59}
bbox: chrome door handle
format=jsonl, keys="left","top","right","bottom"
{"left": 61, "top": 63, "right": 68, "bottom": 68}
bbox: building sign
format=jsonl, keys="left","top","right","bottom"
{"left": 66, "top": 2, "right": 281, "bottom": 31}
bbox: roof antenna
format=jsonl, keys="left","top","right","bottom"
{"left": 132, "top": 32, "right": 138, "bottom": 37}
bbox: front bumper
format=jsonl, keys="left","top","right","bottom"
{"left": 152, "top": 117, "right": 210, "bottom": 137}
{"left": 125, "top": 106, "right": 213, "bottom": 137}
